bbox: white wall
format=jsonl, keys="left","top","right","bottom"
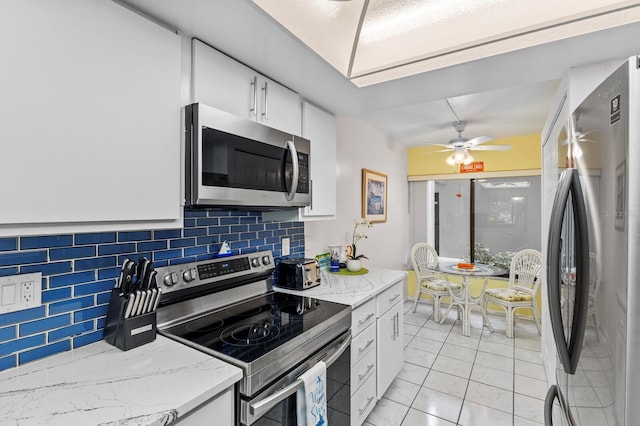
{"left": 304, "top": 117, "right": 409, "bottom": 271}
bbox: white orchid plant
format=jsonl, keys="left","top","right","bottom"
{"left": 350, "top": 218, "right": 373, "bottom": 260}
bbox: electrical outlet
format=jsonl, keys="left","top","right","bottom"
{"left": 282, "top": 237, "right": 290, "bottom": 256}
{"left": 0, "top": 272, "right": 41, "bottom": 314}
{"left": 21, "top": 281, "right": 34, "bottom": 303}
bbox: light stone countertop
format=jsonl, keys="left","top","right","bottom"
{"left": 0, "top": 335, "right": 242, "bottom": 426}
{"left": 274, "top": 267, "right": 407, "bottom": 308}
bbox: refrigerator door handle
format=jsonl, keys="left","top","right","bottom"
{"left": 545, "top": 385, "right": 577, "bottom": 426}
{"left": 544, "top": 385, "right": 558, "bottom": 426}
{"left": 547, "top": 168, "right": 590, "bottom": 374}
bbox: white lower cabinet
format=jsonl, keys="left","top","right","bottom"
{"left": 174, "top": 387, "right": 234, "bottom": 425}
{"left": 352, "top": 375, "right": 377, "bottom": 425}
{"left": 348, "top": 279, "right": 404, "bottom": 425}
{"left": 376, "top": 280, "right": 404, "bottom": 400}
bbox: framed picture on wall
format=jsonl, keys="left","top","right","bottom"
{"left": 362, "top": 168, "right": 387, "bottom": 223}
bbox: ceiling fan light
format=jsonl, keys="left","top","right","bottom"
{"left": 445, "top": 153, "right": 456, "bottom": 166}
{"left": 452, "top": 149, "right": 467, "bottom": 163}
{"left": 572, "top": 142, "right": 583, "bottom": 159}
{"left": 463, "top": 152, "right": 474, "bottom": 165}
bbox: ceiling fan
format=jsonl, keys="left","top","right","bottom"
{"left": 428, "top": 121, "right": 511, "bottom": 165}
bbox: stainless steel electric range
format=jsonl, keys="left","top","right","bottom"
{"left": 155, "top": 250, "right": 351, "bottom": 425}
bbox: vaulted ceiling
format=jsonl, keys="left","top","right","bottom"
{"left": 124, "top": 0, "right": 640, "bottom": 147}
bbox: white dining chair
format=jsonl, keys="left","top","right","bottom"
{"left": 482, "top": 249, "right": 542, "bottom": 338}
{"left": 411, "top": 243, "right": 461, "bottom": 323}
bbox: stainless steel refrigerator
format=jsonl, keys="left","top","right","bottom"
{"left": 544, "top": 56, "right": 640, "bottom": 425}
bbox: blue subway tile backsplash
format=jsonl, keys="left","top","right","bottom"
{"left": 0, "top": 238, "right": 18, "bottom": 252}
{"left": 0, "top": 207, "right": 304, "bottom": 371}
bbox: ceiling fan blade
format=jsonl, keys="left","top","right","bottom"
{"left": 423, "top": 143, "right": 453, "bottom": 148}
{"left": 468, "top": 145, "right": 511, "bottom": 151}
{"left": 465, "top": 136, "right": 494, "bottom": 147}
{"left": 421, "top": 148, "right": 454, "bottom": 154}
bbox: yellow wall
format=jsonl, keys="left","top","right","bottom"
{"left": 406, "top": 134, "right": 543, "bottom": 318}
{"left": 408, "top": 134, "right": 541, "bottom": 177}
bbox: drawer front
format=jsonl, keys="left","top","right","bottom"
{"left": 351, "top": 374, "right": 377, "bottom": 426}
{"left": 352, "top": 298, "right": 376, "bottom": 336}
{"left": 351, "top": 346, "right": 376, "bottom": 396}
{"left": 351, "top": 323, "right": 376, "bottom": 365}
{"left": 376, "top": 280, "right": 403, "bottom": 316}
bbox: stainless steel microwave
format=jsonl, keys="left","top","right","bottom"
{"left": 185, "top": 103, "right": 311, "bottom": 209}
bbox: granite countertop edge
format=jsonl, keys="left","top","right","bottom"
{"left": 0, "top": 335, "right": 243, "bottom": 426}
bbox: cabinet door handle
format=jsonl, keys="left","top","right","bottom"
{"left": 393, "top": 313, "right": 397, "bottom": 339}
{"left": 358, "top": 396, "right": 375, "bottom": 415}
{"left": 389, "top": 293, "right": 401, "bottom": 302}
{"left": 358, "top": 339, "right": 374, "bottom": 353}
{"left": 262, "top": 81, "right": 268, "bottom": 120}
{"left": 358, "top": 363, "right": 375, "bottom": 380}
{"left": 358, "top": 313, "right": 374, "bottom": 324}
{"left": 250, "top": 76, "right": 257, "bottom": 116}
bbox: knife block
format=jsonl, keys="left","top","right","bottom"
{"left": 104, "top": 288, "right": 157, "bottom": 351}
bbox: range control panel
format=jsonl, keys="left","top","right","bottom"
{"left": 155, "top": 250, "right": 274, "bottom": 295}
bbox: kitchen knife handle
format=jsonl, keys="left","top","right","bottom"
{"left": 152, "top": 288, "right": 162, "bottom": 312}
{"left": 124, "top": 293, "right": 135, "bottom": 319}
{"left": 146, "top": 289, "right": 158, "bottom": 314}
{"left": 137, "top": 291, "right": 149, "bottom": 316}
{"left": 130, "top": 291, "right": 141, "bottom": 317}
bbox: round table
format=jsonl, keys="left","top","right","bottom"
{"left": 437, "top": 263, "right": 506, "bottom": 336}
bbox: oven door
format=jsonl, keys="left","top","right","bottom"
{"left": 242, "top": 330, "right": 351, "bottom": 426}
{"left": 186, "top": 102, "right": 310, "bottom": 208}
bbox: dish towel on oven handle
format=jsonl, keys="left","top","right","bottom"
{"left": 296, "top": 360, "right": 328, "bottom": 426}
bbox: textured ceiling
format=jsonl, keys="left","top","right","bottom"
{"left": 253, "top": 0, "right": 640, "bottom": 87}
{"left": 122, "top": 0, "right": 640, "bottom": 147}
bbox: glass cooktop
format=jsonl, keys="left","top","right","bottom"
{"left": 161, "top": 292, "right": 349, "bottom": 363}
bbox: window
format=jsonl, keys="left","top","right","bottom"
{"left": 410, "top": 176, "right": 541, "bottom": 274}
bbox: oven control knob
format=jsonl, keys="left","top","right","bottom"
{"left": 261, "top": 256, "right": 271, "bottom": 266}
{"left": 251, "top": 257, "right": 261, "bottom": 268}
{"left": 182, "top": 269, "right": 196, "bottom": 282}
{"left": 163, "top": 272, "right": 179, "bottom": 287}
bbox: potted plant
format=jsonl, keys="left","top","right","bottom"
{"left": 347, "top": 218, "right": 372, "bottom": 271}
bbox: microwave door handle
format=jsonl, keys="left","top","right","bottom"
{"left": 284, "top": 140, "right": 299, "bottom": 201}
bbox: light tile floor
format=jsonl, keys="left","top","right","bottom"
{"left": 364, "top": 300, "right": 547, "bottom": 426}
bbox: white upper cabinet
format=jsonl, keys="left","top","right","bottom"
{"left": 0, "top": 0, "right": 182, "bottom": 236}
{"left": 301, "top": 102, "right": 337, "bottom": 219}
{"left": 192, "top": 39, "right": 301, "bottom": 135}
{"left": 262, "top": 101, "right": 337, "bottom": 223}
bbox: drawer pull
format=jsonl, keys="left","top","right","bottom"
{"left": 358, "top": 313, "right": 374, "bottom": 324}
{"left": 358, "top": 396, "right": 375, "bottom": 415}
{"left": 389, "top": 293, "right": 401, "bottom": 302}
{"left": 358, "top": 339, "right": 374, "bottom": 353}
{"left": 358, "top": 363, "right": 375, "bottom": 380}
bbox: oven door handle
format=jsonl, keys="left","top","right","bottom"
{"left": 248, "top": 331, "right": 351, "bottom": 419}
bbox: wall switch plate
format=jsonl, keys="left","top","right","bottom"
{"left": 0, "top": 272, "right": 42, "bottom": 314}
{"left": 282, "top": 237, "right": 290, "bottom": 256}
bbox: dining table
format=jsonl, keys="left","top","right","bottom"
{"left": 436, "top": 263, "right": 506, "bottom": 336}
